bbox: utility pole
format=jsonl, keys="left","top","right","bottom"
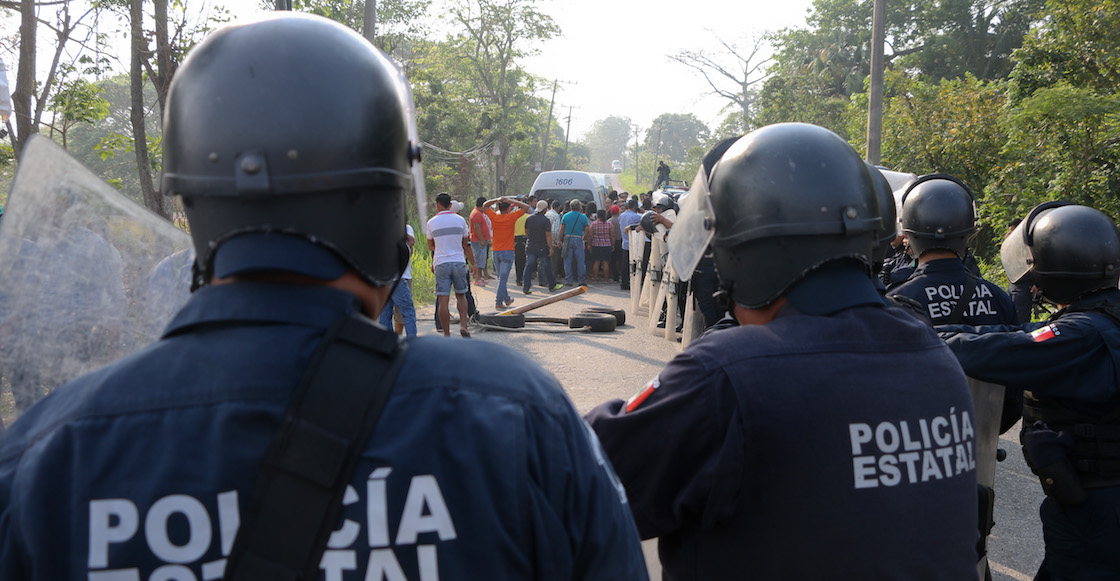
{"left": 538, "top": 80, "right": 575, "bottom": 171}
{"left": 539, "top": 80, "right": 558, "bottom": 171}
{"left": 562, "top": 105, "right": 577, "bottom": 168}
{"left": 364, "top": 0, "right": 377, "bottom": 43}
{"left": 274, "top": 0, "right": 291, "bottom": 10}
{"left": 631, "top": 123, "right": 641, "bottom": 184}
{"left": 866, "top": 0, "right": 886, "bottom": 165}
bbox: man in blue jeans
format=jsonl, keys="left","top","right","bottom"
{"left": 428, "top": 193, "right": 474, "bottom": 337}
{"left": 523, "top": 201, "right": 564, "bottom": 294}
{"left": 561, "top": 200, "right": 590, "bottom": 286}
{"left": 483, "top": 196, "right": 530, "bottom": 309}
{"left": 379, "top": 224, "right": 418, "bottom": 336}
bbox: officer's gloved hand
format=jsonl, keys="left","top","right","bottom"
{"left": 1022, "top": 421, "right": 1087, "bottom": 505}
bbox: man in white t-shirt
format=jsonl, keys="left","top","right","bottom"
{"left": 427, "top": 192, "right": 474, "bottom": 337}
{"left": 379, "top": 223, "right": 418, "bottom": 336}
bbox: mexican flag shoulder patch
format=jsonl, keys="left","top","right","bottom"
{"left": 1031, "top": 324, "right": 1060, "bottom": 343}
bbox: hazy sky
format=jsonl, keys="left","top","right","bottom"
{"left": 519, "top": 0, "right": 817, "bottom": 140}
{"left": 2, "top": 0, "right": 818, "bottom": 144}
{"left": 226, "top": 0, "right": 819, "bottom": 141}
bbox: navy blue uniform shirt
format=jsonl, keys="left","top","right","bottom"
{"left": 888, "top": 257, "right": 1017, "bottom": 326}
{"left": 587, "top": 289, "right": 978, "bottom": 580}
{"left": 939, "top": 288, "right": 1120, "bottom": 578}
{"left": 0, "top": 282, "right": 647, "bottom": 581}
{"left": 939, "top": 289, "right": 1120, "bottom": 402}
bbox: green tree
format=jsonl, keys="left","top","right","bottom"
{"left": 289, "top": 0, "right": 429, "bottom": 59}
{"left": 669, "top": 33, "right": 770, "bottom": 131}
{"left": 46, "top": 61, "right": 110, "bottom": 149}
{"left": 446, "top": 0, "right": 558, "bottom": 197}
{"left": 874, "top": 72, "right": 1006, "bottom": 188}
{"left": 992, "top": 84, "right": 1120, "bottom": 223}
{"left": 4, "top": 0, "right": 104, "bottom": 155}
{"left": 866, "top": 72, "right": 1008, "bottom": 260}
{"left": 711, "top": 107, "right": 747, "bottom": 140}
{"left": 66, "top": 73, "right": 163, "bottom": 205}
{"left": 583, "top": 115, "right": 631, "bottom": 173}
{"left": 754, "top": 69, "right": 852, "bottom": 136}
{"left": 1008, "top": 0, "right": 1120, "bottom": 103}
{"left": 759, "top": 0, "right": 1044, "bottom": 141}
{"left": 899, "top": 0, "right": 1045, "bottom": 82}
{"left": 645, "top": 113, "right": 709, "bottom": 167}
{"left": 993, "top": 0, "right": 1120, "bottom": 234}
{"left": 408, "top": 36, "right": 551, "bottom": 203}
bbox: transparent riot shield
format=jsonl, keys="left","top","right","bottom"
{"left": 0, "top": 137, "right": 192, "bottom": 424}
{"left": 629, "top": 228, "right": 646, "bottom": 317}
{"left": 969, "top": 377, "right": 1007, "bottom": 581}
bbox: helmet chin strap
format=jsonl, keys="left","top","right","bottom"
{"left": 190, "top": 259, "right": 204, "bottom": 293}
{"left": 714, "top": 287, "right": 734, "bottom": 313}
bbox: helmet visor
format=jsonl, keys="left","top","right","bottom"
{"left": 879, "top": 169, "right": 915, "bottom": 232}
{"left": 668, "top": 167, "right": 716, "bottom": 281}
{"left": 391, "top": 59, "right": 428, "bottom": 228}
{"left": 1000, "top": 218, "right": 1034, "bottom": 284}
{"left": 1002, "top": 202, "right": 1076, "bottom": 284}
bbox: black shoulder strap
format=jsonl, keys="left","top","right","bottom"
{"left": 946, "top": 274, "right": 979, "bottom": 325}
{"left": 223, "top": 312, "right": 407, "bottom": 581}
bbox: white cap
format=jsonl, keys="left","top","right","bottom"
{"left": 450, "top": 200, "right": 464, "bottom": 213}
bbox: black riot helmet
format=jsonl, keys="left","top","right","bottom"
{"left": 899, "top": 174, "right": 975, "bottom": 260}
{"left": 868, "top": 165, "right": 898, "bottom": 269}
{"left": 162, "top": 13, "right": 419, "bottom": 288}
{"left": 639, "top": 210, "right": 658, "bottom": 234}
{"left": 1002, "top": 202, "right": 1120, "bottom": 304}
{"left": 704, "top": 123, "right": 881, "bottom": 308}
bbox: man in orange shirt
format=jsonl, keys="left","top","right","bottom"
{"left": 485, "top": 196, "right": 531, "bottom": 309}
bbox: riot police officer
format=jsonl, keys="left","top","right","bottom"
{"left": 940, "top": 202, "right": 1120, "bottom": 580}
{"left": 586, "top": 123, "right": 978, "bottom": 580}
{"left": 887, "top": 175, "right": 1017, "bottom": 326}
{"left": 0, "top": 14, "right": 646, "bottom": 581}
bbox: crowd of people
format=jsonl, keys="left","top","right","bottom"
{"left": 429, "top": 188, "right": 658, "bottom": 308}
{"left": 2, "top": 12, "right": 1119, "bottom": 581}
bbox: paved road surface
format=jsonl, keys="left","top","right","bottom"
{"left": 417, "top": 276, "right": 1045, "bottom": 580}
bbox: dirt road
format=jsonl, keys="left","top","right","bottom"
{"left": 417, "top": 279, "right": 681, "bottom": 413}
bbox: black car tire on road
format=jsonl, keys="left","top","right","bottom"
{"left": 477, "top": 312, "right": 526, "bottom": 328}
{"left": 568, "top": 313, "right": 617, "bottom": 332}
{"left": 581, "top": 307, "right": 626, "bottom": 325}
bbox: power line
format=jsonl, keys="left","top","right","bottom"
{"left": 420, "top": 140, "right": 494, "bottom": 159}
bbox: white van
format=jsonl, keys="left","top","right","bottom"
{"left": 530, "top": 170, "right": 606, "bottom": 210}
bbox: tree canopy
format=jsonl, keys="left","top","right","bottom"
{"left": 6, "top": 0, "right": 1120, "bottom": 278}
